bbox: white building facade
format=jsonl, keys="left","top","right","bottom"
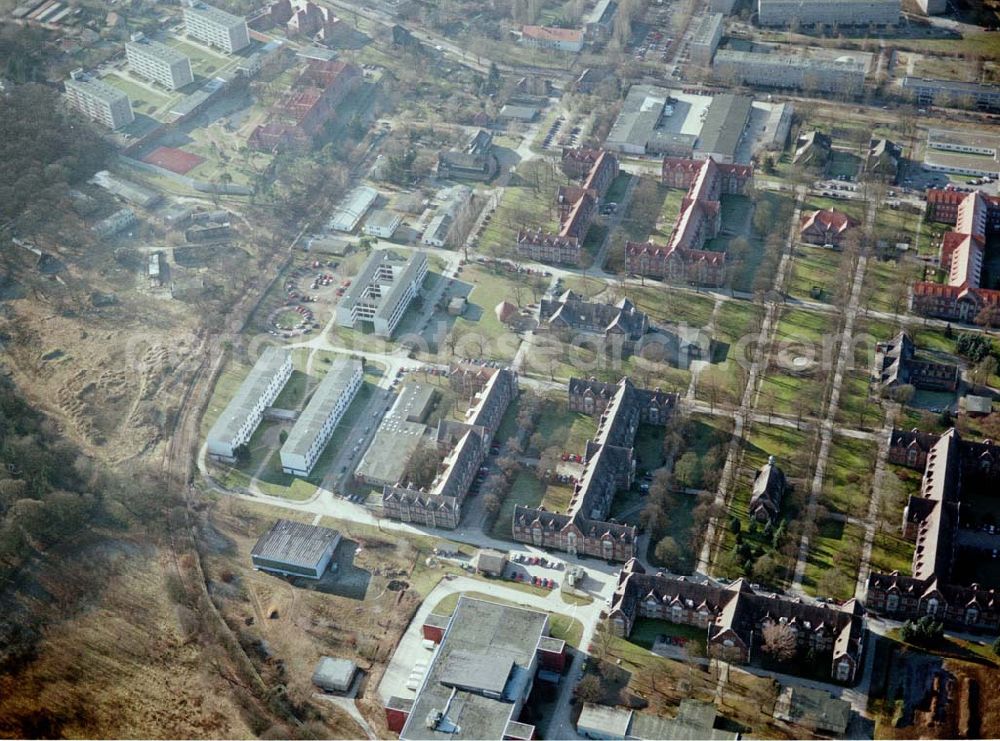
{"left": 64, "top": 73, "right": 134, "bottom": 130}
{"left": 757, "top": 0, "right": 899, "bottom": 26}
{"left": 335, "top": 250, "right": 428, "bottom": 337}
{"left": 183, "top": 2, "right": 250, "bottom": 53}
{"left": 279, "top": 359, "right": 363, "bottom": 476}
{"left": 206, "top": 347, "right": 292, "bottom": 462}
{"left": 713, "top": 50, "right": 866, "bottom": 95}
{"left": 125, "top": 37, "right": 194, "bottom": 90}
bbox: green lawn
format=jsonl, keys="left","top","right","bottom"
{"left": 448, "top": 264, "right": 530, "bottom": 360}
{"left": 541, "top": 483, "right": 574, "bottom": 513}
{"left": 802, "top": 518, "right": 865, "bottom": 601}
{"left": 820, "top": 434, "right": 877, "bottom": 516}
{"left": 491, "top": 471, "right": 545, "bottom": 539}
{"left": 787, "top": 245, "right": 844, "bottom": 304}
{"left": 628, "top": 617, "right": 707, "bottom": 651}
{"left": 627, "top": 285, "right": 716, "bottom": 329}
{"left": 478, "top": 160, "right": 563, "bottom": 257}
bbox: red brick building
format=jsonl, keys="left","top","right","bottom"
{"left": 867, "top": 428, "right": 1000, "bottom": 632}
{"left": 517, "top": 148, "right": 618, "bottom": 266}
{"left": 624, "top": 157, "right": 752, "bottom": 287}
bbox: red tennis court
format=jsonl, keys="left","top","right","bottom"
{"left": 142, "top": 146, "right": 205, "bottom": 175}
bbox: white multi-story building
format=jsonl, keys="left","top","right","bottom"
{"left": 421, "top": 185, "right": 473, "bottom": 248}
{"left": 206, "top": 347, "right": 292, "bottom": 462}
{"left": 125, "top": 35, "right": 193, "bottom": 90}
{"left": 183, "top": 2, "right": 250, "bottom": 53}
{"left": 713, "top": 49, "right": 866, "bottom": 95}
{"left": 335, "top": 250, "right": 428, "bottom": 338}
{"left": 279, "top": 359, "right": 363, "bottom": 476}
{"left": 757, "top": 0, "right": 899, "bottom": 27}
{"left": 689, "top": 13, "right": 724, "bottom": 65}
{"left": 64, "top": 71, "right": 134, "bottom": 130}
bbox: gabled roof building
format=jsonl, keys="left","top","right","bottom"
{"left": 611, "top": 560, "right": 866, "bottom": 682}
{"left": 625, "top": 156, "right": 752, "bottom": 287}
{"left": 512, "top": 377, "right": 677, "bottom": 562}
{"left": 912, "top": 188, "right": 1000, "bottom": 321}
{"left": 867, "top": 428, "right": 1000, "bottom": 631}
{"left": 874, "top": 331, "right": 959, "bottom": 393}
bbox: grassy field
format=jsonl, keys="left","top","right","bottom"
{"left": 820, "top": 434, "right": 878, "bottom": 515}
{"left": 787, "top": 245, "right": 844, "bottom": 304}
{"left": 478, "top": 160, "right": 562, "bottom": 257}
{"left": 491, "top": 471, "right": 545, "bottom": 539}
{"left": 448, "top": 264, "right": 531, "bottom": 361}
{"left": 802, "top": 518, "right": 865, "bottom": 600}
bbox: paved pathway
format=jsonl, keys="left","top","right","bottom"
{"left": 696, "top": 186, "right": 804, "bottom": 574}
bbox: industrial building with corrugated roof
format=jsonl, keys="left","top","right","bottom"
{"left": 250, "top": 519, "right": 341, "bottom": 579}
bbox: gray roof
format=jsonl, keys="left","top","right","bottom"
{"left": 184, "top": 1, "right": 245, "bottom": 27}
{"left": 606, "top": 84, "right": 670, "bottom": 150}
{"left": 366, "top": 208, "right": 401, "bottom": 231}
{"left": 65, "top": 75, "right": 130, "bottom": 105}
{"left": 691, "top": 12, "right": 723, "bottom": 45}
{"left": 775, "top": 686, "right": 850, "bottom": 734}
{"left": 498, "top": 104, "right": 539, "bottom": 120}
{"left": 355, "top": 382, "right": 436, "bottom": 485}
{"left": 280, "top": 359, "right": 361, "bottom": 462}
{"left": 329, "top": 186, "right": 378, "bottom": 232}
{"left": 339, "top": 249, "right": 428, "bottom": 326}
{"left": 696, "top": 93, "right": 752, "bottom": 160}
{"left": 715, "top": 48, "right": 865, "bottom": 71}
{"left": 312, "top": 657, "right": 358, "bottom": 691}
{"left": 207, "top": 346, "right": 289, "bottom": 448}
{"left": 401, "top": 597, "right": 550, "bottom": 740}
{"left": 903, "top": 76, "right": 1000, "bottom": 96}
{"left": 578, "top": 704, "right": 632, "bottom": 737}
{"left": 251, "top": 519, "right": 340, "bottom": 569}
{"left": 630, "top": 700, "right": 738, "bottom": 740}
{"left": 126, "top": 38, "right": 189, "bottom": 65}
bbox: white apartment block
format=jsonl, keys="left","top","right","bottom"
{"left": 690, "top": 13, "right": 724, "bottom": 65}
{"left": 183, "top": 2, "right": 250, "bottom": 53}
{"left": 125, "top": 36, "right": 194, "bottom": 90}
{"left": 206, "top": 347, "right": 292, "bottom": 462}
{"left": 757, "top": 0, "right": 899, "bottom": 26}
{"left": 335, "top": 250, "right": 428, "bottom": 338}
{"left": 279, "top": 359, "right": 362, "bottom": 476}
{"left": 713, "top": 49, "right": 866, "bottom": 95}
{"left": 64, "top": 72, "right": 134, "bottom": 130}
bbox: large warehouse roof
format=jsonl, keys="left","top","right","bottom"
{"left": 251, "top": 519, "right": 340, "bottom": 570}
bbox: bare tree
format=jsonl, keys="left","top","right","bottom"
{"left": 761, "top": 621, "right": 797, "bottom": 662}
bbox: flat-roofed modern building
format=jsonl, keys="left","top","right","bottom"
{"left": 694, "top": 93, "right": 752, "bottom": 163}
{"left": 714, "top": 49, "right": 865, "bottom": 95}
{"left": 279, "top": 359, "right": 363, "bottom": 476}
{"left": 757, "top": 0, "right": 899, "bottom": 26}
{"left": 183, "top": 1, "right": 250, "bottom": 53}
{"left": 902, "top": 77, "right": 1000, "bottom": 112}
{"left": 690, "top": 13, "right": 723, "bottom": 64}
{"left": 384, "top": 596, "right": 567, "bottom": 739}
{"left": 64, "top": 71, "right": 134, "bottom": 130}
{"left": 335, "top": 250, "right": 428, "bottom": 337}
{"left": 125, "top": 35, "right": 194, "bottom": 90}
{"left": 251, "top": 519, "right": 341, "bottom": 579}
{"left": 206, "top": 346, "right": 292, "bottom": 462}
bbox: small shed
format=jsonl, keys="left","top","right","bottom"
{"left": 312, "top": 656, "right": 358, "bottom": 693}
{"left": 964, "top": 394, "right": 994, "bottom": 417}
{"left": 475, "top": 548, "right": 508, "bottom": 577}
{"left": 577, "top": 703, "right": 633, "bottom": 740}
{"left": 448, "top": 296, "right": 467, "bottom": 316}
